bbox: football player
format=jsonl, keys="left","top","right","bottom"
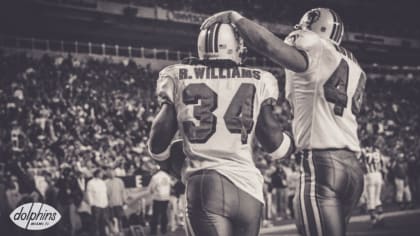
{"left": 361, "top": 146, "right": 385, "bottom": 227}
{"left": 148, "top": 23, "right": 294, "bottom": 236}
{"left": 202, "top": 8, "right": 366, "bottom": 236}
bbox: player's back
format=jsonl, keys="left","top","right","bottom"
{"left": 363, "top": 149, "right": 383, "bottom": 173}
{"left": 157, "top": 61, "right": 278, "bottom": 202}
{"left": 285, "top": 30, "right": 366, "bottom": 152}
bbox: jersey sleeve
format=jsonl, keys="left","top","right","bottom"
{"left": 260, "top": 71, "right": 279, "bottom": 103}
{"left": 284, "top": 30, "right": 323, "bottom": 72}
{"left": 156, "top": 66, "right": 177, "bottom": 105}
{"left": 269, "top": 132, "right": 295, "bottom": 160}
{"left": 148, "top": 131, "right": 182, "bottom": 161}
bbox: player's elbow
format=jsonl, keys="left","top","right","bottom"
{"left": 149, "top": 104, "right": 178, "bottom": 157}
{"left": 149, "top": 127, "right": 172, "bottom": 161}
{"left": 149, "top": 137, "right": 170, "bottom": 161}
{"left": 268, "top": 132, "right": 294, "bottom": 160}
{"left": 283, "top": 51, "right": 308, "bottom": 72}
{"left": 255, "top": 111, "right": 283, "bottom": 152}
{"left": 255, "top": 130, "right": 274, "bottom": 152}
{"left": 256, "top": 127, "right": 282, "bottom": 153}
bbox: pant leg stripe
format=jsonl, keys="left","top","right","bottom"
{"left": 299, "top": 156, "right": 310, "bottom": 236}
{"left": 184, "top": 181, "right": 195, "bottom": 236}
{"left": 303, "top": 154, "right": 317, "bottom": 236}
{"left": 184, "top": 209, "right": 196, "bottom": 236}
{"left": 309, "top": 152, "right": 323, "bottom": 236}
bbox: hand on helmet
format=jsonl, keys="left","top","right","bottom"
{"left": 200, "top": 11, "right": 243, "bottom": 30}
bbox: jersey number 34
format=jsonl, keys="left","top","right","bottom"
{"left": 324, "top": 59, "right": 367, "bottom": 116}
{"left": 182, "top": 83, "right": 255, "bottom": 144}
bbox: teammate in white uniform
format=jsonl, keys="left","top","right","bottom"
{"left": 361, "top": 147, "right": 384, "bottom": 226}
{"left": 284, "top": 29, "right": 364, "bottom": 152}
{"left": 148, "top": 23, "right": 294, "bottom": 236}
{"left": 202, "top": 7, "right": 366, "bottom": 236}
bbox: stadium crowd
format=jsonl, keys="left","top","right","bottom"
{"left": 0, "top": 51, "right": 420, "bottom": 235}
{"left": 42, "top": 0, "right": 420, "bottom": 38}
{"left": 103, "top": 0, "right": 419, "bottom": 39}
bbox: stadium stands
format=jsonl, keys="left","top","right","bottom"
{"left": 0, "top": 49, "right": 419, "bottom": 179}
{"left": 0, "top": 44, "right": 420, "bottom": 233}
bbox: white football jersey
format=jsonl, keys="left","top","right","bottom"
{"left": 362, "top": 149, "right": 384, "bottom": 174}
{"left": 156, "top": 63, "right": 279, "bottom": 203}
{"left": 284, "top": 29, "right": 366, "bottom": 152}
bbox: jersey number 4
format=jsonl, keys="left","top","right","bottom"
{"left": 182, "top": 83, "right": 256, "bottom": 144}
{"left": 324, "top": 59, "right": 367, "bottom": 116}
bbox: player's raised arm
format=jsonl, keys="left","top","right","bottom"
{"left": 201, "top": 11, "right": 308, "bottom": 72}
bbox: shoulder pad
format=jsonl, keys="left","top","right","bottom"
{"left": 260, "top": 70, "right": 277, "bottom": 81}
{"left": 284, "top": 30, "right": 321, "bottom": 52}
{"left": 181, "top": 57, "right": 201, "bottom": 65}
{"left": 159, "top": 64, "right": 182, "bottom": 77}
{"left": 333, "top": 45, "right": 360, "bottom": 66}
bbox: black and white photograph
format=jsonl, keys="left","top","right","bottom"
{"left": 0, "top": 0, "right": 419, "bottom": 236}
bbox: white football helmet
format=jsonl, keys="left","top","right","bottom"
{"left": 295, "top": 8, "right": 344, "bottom": 45}
{"left": 197, "top": 23, "right": 246, "bottom": 64}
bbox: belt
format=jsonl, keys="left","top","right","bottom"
{"left": 301, "top": 147, "right": 355, "bottom": 153}
{"left": 189, "top": 169, "right": 217, "bottom": 178}
{"left": 298, "top": 147, "right": 357, "bottom": 158}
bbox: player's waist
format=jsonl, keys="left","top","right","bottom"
{"left": 292, "top": 124, "right": 360, "bottom": 152}
{"left": 187, "top": 168, "right": 264, "bottom": 203}
{"left": 297, "top": 147, "right": 358, "bottom": 158}
{"left": 295, "top": 140, "right": 361, "bottom": 152}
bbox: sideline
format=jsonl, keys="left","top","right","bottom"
{"left": 260, "top": 208, "right": 420, "bottom": 234}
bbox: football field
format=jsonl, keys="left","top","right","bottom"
{"left": 166, "top": 208, "right": 420, "bottom": 236}
{"left": 261, "top": 209, "right": 420, "bottom": 236}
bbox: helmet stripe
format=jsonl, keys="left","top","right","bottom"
{"left": 207, "top": 24, "right": 217, "bottom": 53}
{"left": 335, "top": 13, "right": 343, "bottom": 42}
{"left": 204, "top": 27, "right": 211, "bottom": 53}
{"left": 213, "top": 23, "right": 221, "bottom": 53}
{"left": 329, "top": 9, "right": 338, "bottom": 42}
{"left": 330, "top": 9, "right": 343, "bottom": 43}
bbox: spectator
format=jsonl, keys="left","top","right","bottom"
{"left": 106, "top": 168, "right": 126, "bottom": 233}
{"left": 129, "top": 203, "right": 146, "bottom": 227}
{"left": 5, "top": 175, "right": 21, "bottom": 210}
{"left": 392, "top": 153, "right": 413, "bottom": 209}
{"left": 415, "top": 155, "right": 420, "bottom": 204}
{"left": 173, "top": 179, "right": 186, "bottom": 227}
{"left": 287, "top": 160, "right": 299, "bottom": 219}
{"left": 56, "top": 166, "right": 83, "bottom": 236}
{"left": 75, "top": 170, "right": 91, "bottom": 236}
{"left": 35, "top": 170, "right": 49, "bottom": 199}
{"left": 271, "top": 161, "right": 289, "bottom": 220}
{"left": 147, "top": 167, "right": 171, "bottom": 235}
{"left": 44, "top": 172, "right": 59, "bottom": 208}
{"left": 261, "top": 166, "right": 274, "bottom": 227}
{"left": 87, "top": 169, "right": 110, "bottom": 236}
{"left": 114, "top": 162, "right": 127, "bottom": 177}
{"left": 407, "top": 153, "right": 419, "bottom": 204}
{"left": 0, "top": 167, "right": 8, "bottom": 235}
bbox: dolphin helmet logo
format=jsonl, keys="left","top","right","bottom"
{"left": 306, "top": 9, "right": 321, "bottom": 30}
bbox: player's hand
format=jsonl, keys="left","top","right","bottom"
{"left": 200, "top": 11, "right": 243, "bottom": 30}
